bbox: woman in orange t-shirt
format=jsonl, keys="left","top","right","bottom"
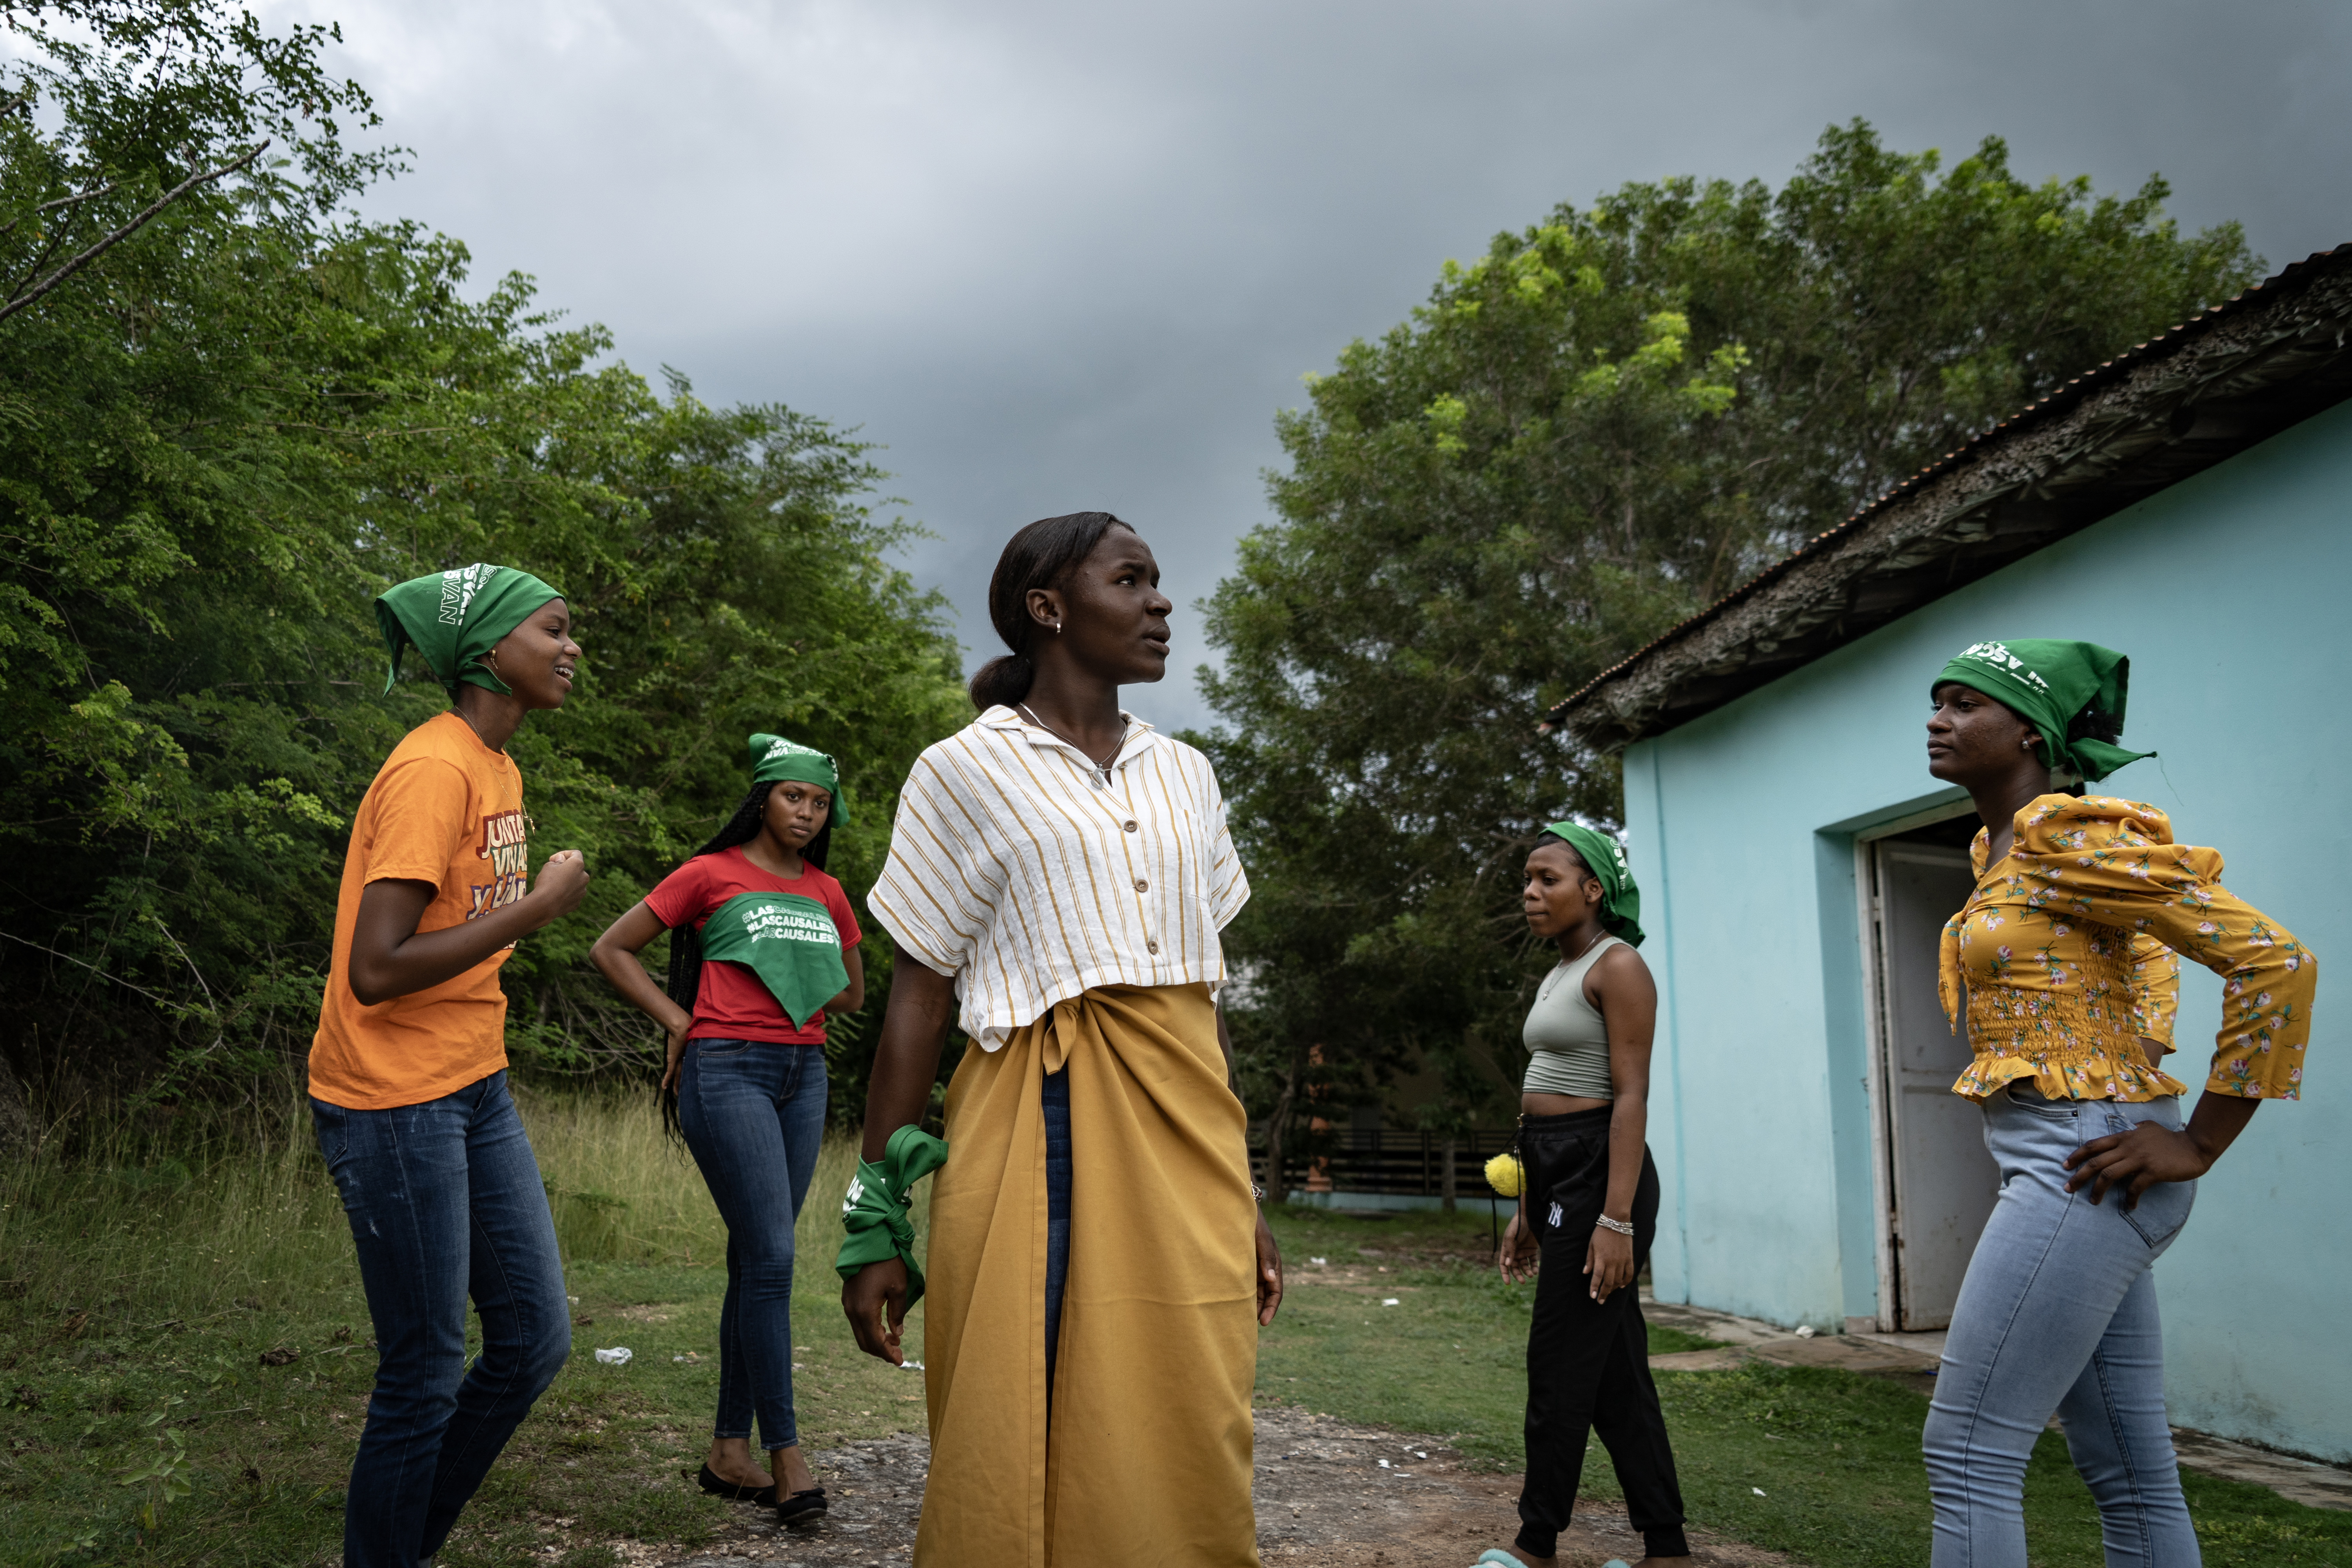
{"left": 310, "top": 564, "right": 591, "bottom": 1568}
{"left": 591, "top": 733, "right": 864, "bottom": 1523}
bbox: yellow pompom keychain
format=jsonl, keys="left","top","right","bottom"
{"left": 1485, "top": 1151, "right": 1524, "bottom": 1198}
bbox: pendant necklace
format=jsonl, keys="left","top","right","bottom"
{"left": 1541, "top": 925, "right": 1608, "bottom": 1000}
{"left": 1018, "top": 702, "right": 1121, "bottom": 785}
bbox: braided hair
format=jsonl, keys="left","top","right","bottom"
{"left": 658, "top": 780, "right": 835, "bottom": 1138}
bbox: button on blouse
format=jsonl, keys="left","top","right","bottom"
{"left": 867, "top": 706, "right": 1250, "bottom": 1051}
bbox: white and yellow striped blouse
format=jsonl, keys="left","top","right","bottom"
{"left": 867, "top": 706, "right": 1250, "bottom": 1051}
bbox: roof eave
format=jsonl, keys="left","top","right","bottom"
{"left": 1544, "top": 243, "right": 2352, "bottom": 753}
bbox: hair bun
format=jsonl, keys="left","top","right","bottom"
{"left": 969, "top": 653, "right": 1034, "bottom": 710}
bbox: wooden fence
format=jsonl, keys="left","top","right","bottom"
{"left": 1254, "top": 1126, "right": 1523, "bottom": 1199}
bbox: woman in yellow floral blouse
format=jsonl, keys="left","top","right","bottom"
{"left": 1919, "top": 638, "right": 2315, "bottom": 1568}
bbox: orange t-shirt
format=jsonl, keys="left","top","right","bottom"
{"left": 309, "top": 712, "right": 531, "bottom": 1109}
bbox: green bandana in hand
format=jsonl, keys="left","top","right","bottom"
{"left": 836, "top": 1123, "right": 950, "bottom": 1305}
{"left": 1934, "top": 639, "right": 2154, "bottom": 784}
{"left": 748, "top": 732, "right": 847, "bottom": 825}
{"left": 1538, "top": 822, "right": 1645, "bottom": 948}
{"left": 695, "top": 891, "right": 849, "bottom": 1028}
{"left": 376, "top": 564, "right": 566, "bottom": 697}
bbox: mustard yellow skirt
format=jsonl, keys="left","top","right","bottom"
{"left": 915, "top": 982, "right": 1261, "bottom": 1567}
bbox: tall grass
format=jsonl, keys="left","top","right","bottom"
{"left": 0, "top": 1086, "right": 918, "bottom": 1329}
{"left": 0, "top": 1113, "right": 351, "bottom": 1321}
{"left": 532, "top": 1087, "right": 731, "bottom": 1266}
{"left": 0, "top": 1089, "right": 929, "bottom": 1566}
{"left": 529, "top": 1086, "right": 914, "bottom": 1277}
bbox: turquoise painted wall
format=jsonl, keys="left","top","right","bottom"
{"left": 1624, "top": 395, "right": 2352, "bottom": 1461}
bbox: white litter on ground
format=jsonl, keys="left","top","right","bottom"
{"left": 1753, "top": 1487, "right": 1767, "bottom": 1496}
{"left": 1795, "top": 1324, "right": 1818, "bottom": 1338}
{"left": 1381, "top": 1298, "right": 1400, "bottom": 1306}
{"left": 594, "top": 1347, "right": 632, "bottom": 1366}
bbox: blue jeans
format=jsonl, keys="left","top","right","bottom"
{"left": 676, "top": 1040, "right": 828, "bottom": 1450}
{"left": 311, "top": 1071, "right": 571, "bottom": 1568}
{"left": 1924, "top": 1086, "right": 2200, "bottom": 1568}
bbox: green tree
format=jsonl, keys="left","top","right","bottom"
{"left": 0, "top": 0, "right": 392, "bottom": 326}
{"left": 0, "top": 1, "right": 969, "bottom": 1120}
{"left": 1200, "top": 121, "right": 2261, "bottom": 1143}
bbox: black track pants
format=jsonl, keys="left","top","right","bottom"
{"left": 1515, "top": 1105, "right": 1689, "bottom": 1562}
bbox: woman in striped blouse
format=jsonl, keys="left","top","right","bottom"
{"left": 842, "top": 511, "right": 1281, "bottom": 1567}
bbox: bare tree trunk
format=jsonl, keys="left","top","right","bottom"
{"left": 1440, "top": 1134, "right": 1458, "bottom": 1214}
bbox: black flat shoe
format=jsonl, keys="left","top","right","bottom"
{"left": 776, "top": 1486, "right": 828, "bottom": 1525}
{"left": 695, "top": 1463, "right": 776, "bottom": 1504}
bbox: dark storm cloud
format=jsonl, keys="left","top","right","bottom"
{"left": 292, "top": 0, "right": 2351, "bottom": 731}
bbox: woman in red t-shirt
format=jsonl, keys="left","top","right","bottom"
{"left": 591, "top": 733, "right": 863, "bottom": 1522}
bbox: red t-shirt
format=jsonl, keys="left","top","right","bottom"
{"left": 644, "top": 847, "right": 862, "bottom": 1045}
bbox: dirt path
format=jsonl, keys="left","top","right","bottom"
{"left": 637, "top": 1406, "right": 1788, "bottom": 1568}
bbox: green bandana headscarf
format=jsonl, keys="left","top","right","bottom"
{"left": 376, "top": 564, "right": 566, "bottom": 697}
{"left": 1933, "top": 639, "right": 2153, "bottom": 784}
{"left": 1537, "top": 822, "right": 1645, "bottom": 948}
{"left": 748, "top": 732, "right": 848, "bottom": 825}
{"left": 836, "top": 1123, "right": 950, "bottom": 1306}
{"left": 695, "top": 891, "right": 850, "bottom": 1028}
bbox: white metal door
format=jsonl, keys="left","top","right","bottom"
{"left": 1873, "top": 841, "right": 1998, "bottom": 1330}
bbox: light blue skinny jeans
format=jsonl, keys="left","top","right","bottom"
{"left": 1924, "top": 1085, "right": 2200, "bottom": 1568}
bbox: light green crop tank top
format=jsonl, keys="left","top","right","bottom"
{"left": 1521, "top": 935, "right": 1624, "bottom": 1100}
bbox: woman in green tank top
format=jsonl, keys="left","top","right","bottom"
{"left": 1474, "top": 825, "right": 1689, "bottom": 1568}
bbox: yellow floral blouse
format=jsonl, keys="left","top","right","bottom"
{"left": 1939, "top": 795, "right": 2316, "bottom": 1102}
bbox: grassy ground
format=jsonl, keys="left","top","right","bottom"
{"left": 1257, "top": 1203, "right": 2352, "bottom": 1568}
{"left": 5, "top": 1111, "right": 2348, "bottom": 1566}
{"left": 0, "top": 1089, "right": 933, "bottom": 1566}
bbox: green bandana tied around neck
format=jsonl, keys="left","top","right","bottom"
{"left": 376, "top": 564, "right": 566, "bottom": 697}
{"left": 695, "top": 891, "right": 849, "bottom": 1028}
{"left": 747, "top": 732, "right": 848, "bottom": 825}
{"left": 1538, "top": 822, "right": 1646, "bottom": 948}
{"left": 835, "top": 1124, "right": 950, "bottom": 1305}
{"left": 1934, "top": 639, "right": 2154, "bottom": 784}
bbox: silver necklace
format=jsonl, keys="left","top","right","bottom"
{"left": 1540, "top": 926, "right": 1608, "bottom": 997}
{"left": 1018, "top": 702, "right": 1121, "bottom": 781}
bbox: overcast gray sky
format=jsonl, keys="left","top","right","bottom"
{"left": 283, "top": 0, "right": 2350, "bottom": 733}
